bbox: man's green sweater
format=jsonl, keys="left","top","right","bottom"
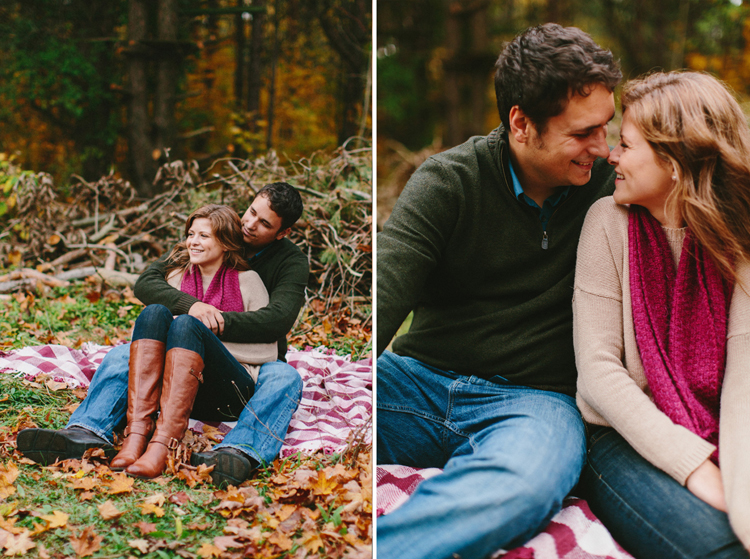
{"left": 134, "top": 237, "right": 309, "bottom": 361}
{"left": 377, "top": 126, "right": 615, "bottom": 396}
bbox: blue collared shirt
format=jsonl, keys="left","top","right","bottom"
{"left": 509, "top": 160, "right": 570, "bottom": 228}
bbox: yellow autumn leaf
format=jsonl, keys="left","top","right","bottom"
{"left": 138, "top": 503, "right": 165, "bottom": 518}
{"left": 40, "top": 511, "right": 68, "bottom": 529}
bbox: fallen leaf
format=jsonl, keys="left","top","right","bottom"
{"left": 312, "top": 471, "right": 337, "bottom": 496}
{"left": 212, "top": 536, "right": 241, "bottom": 551}
{"left": 97, "top": 501, "right": 124, "bottom": 521}
{"left": 143, "top": 492, "right": 165, "bottom": 506}
{"left": 78, "top": 491, "right": 95, "bottom": 502}
{"left": 106, "top": 473, "right": 134, "bottom": 495}
{"left": 128, "top": 539, "right": 149, "bottom": 553}
{"left": 139, "top": 503, "right": 165, "bottom": 518}
{"left": 169, "top": 491, "right": 191, "bottom": 505}
{"left": 196, "top": 543, "right": 222, "bottom": 558}
{"left": 134, "top": 521, "right": 157, "bottom": 535}
{"left": 69, "top": 527, "right": 102, "bottom": 557}
{"left": 267, "top": 531, "right": 294, "bottom": 551}
{"left": 3, "top": 530, "right": 35, "bottom": 556}
{"left": 69, "top": 477, "right": 97, "bottom": 492}
{"left": 39, "top": 511, "right": 68, "bottom": 529}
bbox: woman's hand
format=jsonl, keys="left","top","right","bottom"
{"left": 686, "top": 458, "right": 727, "bottom": 512}
{"left": 189, "top": 302, "right": 225, "bottom": 335}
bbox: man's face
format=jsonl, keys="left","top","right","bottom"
{"left": 519, "top": 83, "right": 615, "bottom": 189}
{"left": 240, "top": 194, "right": 290, "bottom": 252}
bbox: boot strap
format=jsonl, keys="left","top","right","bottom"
{"left": 151, "top": 433, "right": 181, "bottom": 450}
{"left": 189, "top": 367, "right": 204, "bottom": 383}
{"left": 124, "top": 421, "right": 153, "bottom": 438}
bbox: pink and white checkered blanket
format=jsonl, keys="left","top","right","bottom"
{"left": 376, "top": 465, "right": 634, "bottom": 559}
{"left": 0, "top": 344, "right": 372, "bottom": 456}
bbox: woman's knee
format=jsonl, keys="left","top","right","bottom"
{"left": 133, "top": 304, "right": 173, "bottom": 340}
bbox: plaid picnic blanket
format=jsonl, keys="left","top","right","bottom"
{"left": 376, "top": 465, "right": 634, "bottom": 559}
{"left": 0, "top": 344, "right": 372, "bottom": 456}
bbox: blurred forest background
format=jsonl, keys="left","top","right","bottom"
{"left": 0, "top": 0, "right": 372, "bottom": 195}
{"left": 0, "top": 0, "right": 372, "bottom": 355}
{"left": 377, "top": 0, "right": 750, "bottom": 226}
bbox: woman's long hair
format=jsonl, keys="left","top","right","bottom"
{"left": 622, "top": 71, "right": 750, "bottom": 283}
{"left": 165, "top": 204, "right": 250, "bottom": 277}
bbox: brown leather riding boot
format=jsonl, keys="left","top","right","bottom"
{"left": 110, "top": 339, "right": 166, "bottom": 470}
{"left": 126, "top": 347, "right": 203, "bottom": 479}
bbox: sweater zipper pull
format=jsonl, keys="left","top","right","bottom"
{"left": 541, "top": 230, "right": 549, "bottom": 250}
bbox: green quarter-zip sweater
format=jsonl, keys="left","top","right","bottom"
{"left": 377, "top": 126, "right": 615, "bottom": 396}
{"left": 134, "top": 237, "right": 309, "bottom": 361}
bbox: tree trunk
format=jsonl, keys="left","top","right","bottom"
{"left": 266, "top": 0, "right": 280, "bottom": 149}
{"left": 127, "top": 0, "right": 156, "bottom": 197}
{"left": 247, "top": 2, "right": 265, "bottom": 117}
{"left": 155, "top": 0, "right": 179, "bottom": 164}
{"left": 234, "top": 0, "right": 245, "bottom": 108}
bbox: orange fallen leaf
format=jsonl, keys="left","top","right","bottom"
{"left": 97, "top": 501, "right": 124, "bottom": 521}
{"left": 196, "top": 543, "right": 222, "bottom": 558}
{"left": 105, "top": 473, "right": 134, "bottom": 495}
{"left": 69, "top": 527, "right": 102, "bottom": 557}
{"left": 267, "top": 531, "right": 294, "bottom": 551}
{"left": 138, "top": 503, "right": 165, "bottom": 518}
{"left": 312, "top": 471, "right": 337, "bottom": 496}
{"left": 69, "top": 477, "right": 97, "bottom": 492}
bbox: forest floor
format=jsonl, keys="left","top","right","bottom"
{"left": 0, "top": 282, "right": 371, "bottom": 559}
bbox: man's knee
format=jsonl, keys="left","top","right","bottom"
{"left": 92, "top": 343, "right": 131, "bottom": 382}
{"left": 260, "top": 362, "right": 302, "bottom": 396}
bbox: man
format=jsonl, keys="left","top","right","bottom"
{"left": 18, "top": 182, "right": 309, "bottom": 487}
{"left": 377, "top": 24, "right": 621, "bottom": 559}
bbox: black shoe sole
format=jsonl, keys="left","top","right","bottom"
{"left": 190, "top": 451, "right": 255, "bottom": 487}
{"left": 16, "top": 429, "right": 115, "bottom": 465}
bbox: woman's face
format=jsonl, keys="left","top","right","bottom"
{"left": 609, "top": 110, "right": 676, "bottom": 225}
{"left": 186, "top": 217, "right": 227, "bottom": 269}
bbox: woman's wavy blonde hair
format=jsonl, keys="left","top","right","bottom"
{"left": 622, "top": 71, "right": 750, "bottom": 283}
{"left": 165, "top": 204, "right": 250, "bottom": 276}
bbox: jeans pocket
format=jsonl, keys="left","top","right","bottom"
{"left": 588, "top": 425, "right": 615, "bottom": 448}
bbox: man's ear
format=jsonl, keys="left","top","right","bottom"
{"left": 275, "top": 227, "right": 292, "bottom": 241}
{"left": 508, "top": 106, "right": 531, "bottom": 144}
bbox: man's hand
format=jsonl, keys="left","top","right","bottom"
{"left": 189, "top": 302, "right": 225, "bottom": 335}
{"left": 686, "top": 458, "right": 727, "bottom": 512}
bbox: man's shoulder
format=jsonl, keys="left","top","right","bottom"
{"left": 263, "top": 238, "right": 309, "bottom": 269}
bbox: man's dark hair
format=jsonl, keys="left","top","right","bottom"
{"left": 256, "top": 182, "right": 304, "bottom": 230}
{"left": 494, "top": 23, "right": 622, "bottom": 133}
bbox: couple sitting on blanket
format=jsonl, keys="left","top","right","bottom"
{"left": 17, "top": 182, "right": 309, "bottom": 486}
{"left": 378, "top": 23, "right": 750, "bottom": 559}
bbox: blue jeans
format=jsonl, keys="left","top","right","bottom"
{"left": 376, "top": 351, "right": 586, "bottom": 559}
{"left": 582, "top": 427, "right": 748, "bottom": 559}
{"left": 68, "top": 305, "right": 302, "bottom": 464}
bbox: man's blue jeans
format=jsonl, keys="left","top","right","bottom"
{"left": 377, "top": 351, "right": 586, "bottom": 559}
{"left": 67, "top": 305, "right": 302, "bottom": 465}
{"left": 582, "top": 427, "right": 748, "bottom": 559}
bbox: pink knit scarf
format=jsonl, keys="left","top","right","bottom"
{"left": 629, "top": 206, "right": 732, "bottom": 463}
{"left": 180, "top": 263, "right": 244, "bottom": 312}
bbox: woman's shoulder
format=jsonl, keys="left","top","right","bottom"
{"left": 587, "top": 196, "right": 629, "bottom": 222}
{"left": 236, "top": 269, "right": 269, "bottom": 298}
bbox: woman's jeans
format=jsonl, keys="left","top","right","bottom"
{"left": 581, "top": 427, "right": 749, "bottom": 559}
{"left": 376, "top": 350, "right": 587, "bottom": 559}
{"left": 67, "top": 305, "right": 302, "bottom": 464}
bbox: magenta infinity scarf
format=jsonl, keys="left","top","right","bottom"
{"left": 629, "top": 205, "right": 732, "bottom": 463}
{"left": 180, "top": 263, "right": 244, "bottom": 313}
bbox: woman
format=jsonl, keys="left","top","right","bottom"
{"left": 111, "top": 204, "right": 277, "bottom": 478}
{"left": 574, "top": 71, "right": 750, "bottom": 557}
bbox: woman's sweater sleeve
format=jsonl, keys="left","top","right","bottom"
{"left": 718, "top": 262, "right": 750, "bottom": 548}
{"left": 573, "top": 198, "right": 715, "bottom": 485}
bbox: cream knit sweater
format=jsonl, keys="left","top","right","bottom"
{"left": 166, "top": 268, "right": 277, "bottom": 382}
{"left": 574, "top": 196, "right": 750, "bottom": 547}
